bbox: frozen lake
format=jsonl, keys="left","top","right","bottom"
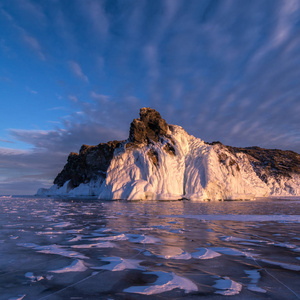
{"left": 0, "top": 197, "right": 300, "bottom": 299}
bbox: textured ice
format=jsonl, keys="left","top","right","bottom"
{"left": 124, "top": 271, "right": 198, "bottom": 295}
{"left": 2, "top": 197, "right": 300, "bottom": 299}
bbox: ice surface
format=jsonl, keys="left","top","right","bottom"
{"left": 124, "top": 271, "right": 198, "bottom": 295}
{"left": 1, "top": 197, "right": 300, "bottom": 299}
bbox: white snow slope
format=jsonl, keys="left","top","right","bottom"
{"left": 37, "top": 125, "right": 300, "bottom": 200}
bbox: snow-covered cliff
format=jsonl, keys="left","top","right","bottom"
{"left": 37, "top": 108, "right": 300, "bottom": 200}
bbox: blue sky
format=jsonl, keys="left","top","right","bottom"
{"left": 1, "top": 0, "right": 300, "bottom": 194}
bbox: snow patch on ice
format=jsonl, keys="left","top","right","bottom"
{"left": 50, "top": 259, "right": 87, "bottom": 273}
{"left": 191, "top": 248, "right": 221, "bottom": 259}
{"left": 245, "top": 269, "right": 266, "bottom": 293}
{"left": 25, "top": 272, "right": 43, "bottom": 282}
{"left": 8, "top": 295, "right": 26, "bottom": 300}
{"left": 146, "top": 247, "right": 192, "bottom": 260}
{"left": 211, "top": 247, "right": 253, "bottom": 257}
{"left": 127, "top": 234, "right": 161, "bottom": 244}
{"left": 94, "top": 257, "right": 145, "bottom": 271}
{"left": 124, "top": 271, "right": 198, "bottom": 295}
{"left": 213, "top": 277, "right": 242, "bottom": 295}
{"left": 67, "top": 235, "right": 83, "bottom": 242}
{"left": 53, "top": 222, "right": 72, "bottom": 228}
{"left": 91, "top": 233, "right": 128, "bottom": 242}
{"left": 260, "top": 259, "right": 300, "bottom": 271}
{"left": 221, "top": 236, "right": 266, "bottom": 243}
{"left": 18, "top": 243, "right": 88, "bottom": 259}
{"left": 71, "top": 241, "right": 116, "bottom": 249}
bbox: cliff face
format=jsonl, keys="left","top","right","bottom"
{"left": 54, "top": 141, "right": 123, "bottom": 188}
{"left": 37, "top": 108, "right": 300, "bottom": 200}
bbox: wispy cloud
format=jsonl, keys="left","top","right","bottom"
{"left": 68, "top": 95, "right": 79, "bottom": 103}
{"left": 22, "top": 33, "right": 45, "bottom": 60}
{"left": 26, "top": 87, "right": 38, "bottom": 94}
{"left": 68, "top": 61, "right": 89, "bottom": 82}
{"left": 0, "top": 139, "right": 14, "bottom": 144}
{"left": 78, "top": 0, "right": 109, "bottom": 38}
{"left": 0, "top": 7, "right": 46, "bottom": 60}
{"left": 47, "top": 106, "right": 67, "bottom": 111}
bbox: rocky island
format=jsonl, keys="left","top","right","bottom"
{"left": 37, "top": 108, "right": 300, "bottom": 200}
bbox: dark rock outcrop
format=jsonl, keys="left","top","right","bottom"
{"left": 129, "top": 107, "right": 169, "bottom": 144}
{"left": 54, "top": 108, "right": 174, "bottom": 188}
{"left": 217, "top": 145, "right": 300, "bottom": 182}
{"left": 147, "top": 149, "right": 159, "bottom": 167}
{"left": 208, "top": 141, "right": 300, "bottom": 181}
{"left": 54, "top": 140, "right": 123, "bottom": 187}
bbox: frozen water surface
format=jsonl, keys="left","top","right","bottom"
{"left": 0, "top": 197, "right": 300, "bottom": 299}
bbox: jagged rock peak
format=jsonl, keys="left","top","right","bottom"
{"left": 128, "top": 107, "right": 169, "bottom": 144}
